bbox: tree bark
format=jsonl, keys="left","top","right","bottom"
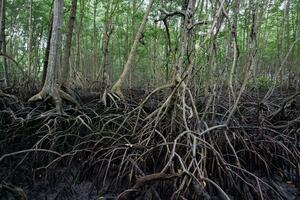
{"left": 99, "top": 0, "right": 119, "bottom": 85}
{"left": 0, "top": 0, "right": 8, "bottom": 87}
{"left": 28, "top": 0, "right": 33, "bottom": 76}
{"left": 228, "top": 1, "right": 240, "bottom": 99}
{"left": 93, "top": 0, "right": 98, "bottom": 80}
{"left": 226, "top": 0, "right": 258, "bottom": 123}
{"left": 111, "top": 0, "right": 154, "bottom": 98}
{"left": 42, "top": 0, "right": 63, "bottom": 91}
{"left": 29, "top": 0, "right": 79, "bottom": 112}
{"left": 100, "top": 19, "right": 113, "bottom": 86}
{"left": 75, "top": 0, "right": 84, "bottom": 73}
{"left": 42, "top": 2, "right": 54, "bottom": 85}
{"left": 61, "top": 0, "right": 77, "bottom": 86}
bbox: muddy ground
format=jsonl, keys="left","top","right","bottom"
{"left": 0, "top": 87, "right": 299, "bottom": 200}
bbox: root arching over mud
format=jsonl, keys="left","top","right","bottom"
{"left": 0, "top": 87, "right": 299, "bottom": 200}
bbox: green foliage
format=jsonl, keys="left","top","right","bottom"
{"left": 248, "top": 76, "right": 277, "bottom": 90}
{"left": 1, "top": 0, "right": 299, "bottom": 88}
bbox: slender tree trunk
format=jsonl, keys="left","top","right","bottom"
{"left": 111, "top": 0, "right": 154, "bottom": 97}
{"left": 227, "top": 0, "right": 258, "bottom": 123}
{"left": 42, "top": 2, "right": 54, "bottom": 85}
{"left": 228, "top": 1, "right": 240, "bottom": 99}
{"left": 129, "top": 0, "right": 137, "bottom": 89}
{"left": 100, "top": 0, "right": 118, "bottom": 85}
{"left": 61, "top": 0, "right": 77, "bottom": 86}
{"left": 203, "top": 0, "right": 226, "bottom": 96}
{"left": 36, "top": 27, "right": 43, "bottom": 77}
{"left": 0, "top": 0, "right": 8, "bottom": 87}
{"left": 42, "top": 18, "right": 53, "bottom": 85}
{"left": 76, "top": 0, "right": 84, "bottom": 73}
{"left": 175, "top": 0, "right": 196, "bottom": 79}
{"left": 163, "top": 19, "right": 170, "bottom": 81}
{"left": 28, "top": 0, "right": 33, "bottom": 77}
{"left": 0, "top": 0, "right": 2, "bottom": 50}
{"left": 100, "top": 20, "right": 113, "bottom": 86}
{"left": 93, "top": 0, "right": 98, "bottom": 80}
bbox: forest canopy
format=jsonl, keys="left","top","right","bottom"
{"left": 0, "top": 0, "right": 299, "bottom": 91}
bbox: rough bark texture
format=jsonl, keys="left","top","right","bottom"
{"left": 175, "top": 0, "right": 196, "bottom": 80}
{"left": 61, "top": 0, "right": 77, "bottom": 86}
{"left": 43, "top": 0, "right": 63, "bottom": 91}
{"left": 42, "top": 9, "right": 53, "bottom": 85}
{"left": 100, "top": 18, "right": 113, "bottom": 84}
{"left": 29, "top": 0, "right": 68, "bottom": 112}
{"left": 111, "top": 0, "right": 154, "bottom": 98}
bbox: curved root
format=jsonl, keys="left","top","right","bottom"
{"left": 0, "top": 89, "right": 18, "bottom": 100}
{"left": 29, "top": 87, "right": 79, "bottom": 113}
{"left": 102, "top": 89, "right": 121, "bottom": 107}
{"left": 0, "top": 182, "right": 27, "bottom": 200}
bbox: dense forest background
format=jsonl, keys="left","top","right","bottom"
{"left": 0, "top": 0, "right": 299, "bottom": 92}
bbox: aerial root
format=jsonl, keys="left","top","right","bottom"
{"left": 102, "top": 88, "right": 122, "bottom": 107}
{"left": 1, "top": 88, "right": 299, "bottom": 199}
{"left": 267, "top": 90, "right": 300, "bottom": 120}
{"left": 28, "top": 87, "right": 80, "bottom": 113}
{"left": 0, "top": 89, "right": 18, "bottom": 100}
{"left": 58, "top": 89, "right": 80, "bottom": 107}
{"left": 0, "top": 182, "right": 27, "bottom": 200}
{"left": 116, "top": 173, "right": 182, "bottom": 200}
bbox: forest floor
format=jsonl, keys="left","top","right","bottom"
{"left": 0, "top": 86, "right": 299, "bottom": 200}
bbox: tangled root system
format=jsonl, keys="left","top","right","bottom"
{"left": 0, "top": 88, "right": 299, "bottom": 200}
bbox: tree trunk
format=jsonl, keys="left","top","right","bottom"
{"left": 28, "top": 0, "right": 33, "bottom": 76}
{"left": 93, "top": 0, "right": 98, "bottom": 80}
{"left": 99, "top": 0, "right": 118, "bottom": 85}
{"left": 75, "top": 0, "right": 84, "bottom": 73}
{"left": 61, "top": 0, "right": 77, "bottom": 87}
{"left": 29, "top": 0, "right": 79, "bottom": 112}
{"left": 228, "top": 0, "right": 240, "bottom": 99}
{"left": 0, "top": 0, "right": 8, "bottom": 87}
{"left": 42, "top": 3, "right": 54, "bottom": 85}
{"left": 100, "top": 19, "right": 113, "bottom": 86}
{"left": 111, "top": 0, "right": 154, "bottom": 98}
{"left": 226, "top": 0, "right": 258, "bottom": 123}
{"left": 42, "top": 0, "right": 63, "bottom": 91}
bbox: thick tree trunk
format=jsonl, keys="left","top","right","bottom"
{"left": 61, "top": 0, "right": 77, "bottom": 86}
{"left": 29, "top": 0, "right": 79, "bottom": 113}
{"left": 111, "top": 0, "right": 154, "bottom": 98}
{"left": 44, "top": 0, "right": 63, "bottom": 89}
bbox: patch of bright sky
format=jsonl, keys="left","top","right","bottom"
{"left": 279, "top": 0, "right": 288, "bottom": 10}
